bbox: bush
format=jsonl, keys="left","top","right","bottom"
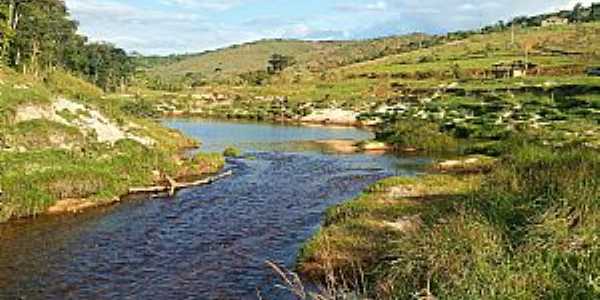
{"left": 121, "top": 99, "right": 159, "bottom": 118}
{"left": 376, "top": 118, "right": 458, "bottom": 152}
{"left": 223, "top": 146, "right": 241, "bottom": 157}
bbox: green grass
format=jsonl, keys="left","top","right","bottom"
{"left": 145, "top": 34, "right": 437, "bottom": 84}
{"left": 0, "top": 69, "right": 52, "bottom": 120}
{"left": 298, "top": 141, "right": 600, "bottom": 299}
{"left": 46, "top": 71, "right": 104, "bottom": 101}
{"left": 6, "top": 119, "right": 86, "bottom": 150}
{"left": 0, "top": 67, "right": 223, "bottom": 222}
{"left": 0, "top": 141, "right": 167, "bottom": 220}
{"left": 131, "top": 22, "right": 600, "bottom": 150}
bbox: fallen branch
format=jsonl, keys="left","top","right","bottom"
{"left": 129, "top": 170, "right": 233, "bottom": 196}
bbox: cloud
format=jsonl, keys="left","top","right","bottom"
{"left": 158, "top": 0, "right": 246, "bottom": 11}
{"left": 64, "top": 0, "right": 595, "bottom": 55}
{"left": 335, "top": 1, "right": 388, "bottom": 12}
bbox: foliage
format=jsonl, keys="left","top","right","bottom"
{"left": 376, "top": 118, "right": 459, "bottom": 152}
{"left": 267, "top": 53, "right": 295, "bottom": 74}
{"left": 0, "top": 0, "right": 133, "bottom": 91}
{"left": 120, "top": 99, "right": 160, "bottom": 118}
{"left": 239, "top": 70, "right": 270, "bottom": 86}
{"left": 223, "top": 146, "right": 241, "bottom": 157}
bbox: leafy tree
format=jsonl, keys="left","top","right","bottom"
{"left": 0, "top": 0, "right": 133, "bottom": 91}
{"left": 0, "top": 3, "right": 13, "bottom": 62}
{"left": 571, "top": 3, "right": 586, "bottom": 22}
{"left": 267, "top": 53, "right": 294, "bottom": 74}
{"left": 592, "top": 3, "right": 600, "bottom": 21}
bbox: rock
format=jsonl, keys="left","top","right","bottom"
{"left": 300, "top": 109, "right": 359, "bottom": 125}
{"left": 360, "top": 141, "right": 390, "bottom": 151}
{"left": 15, "top": 98, "right": 156, "bottom": 146}
{"left": 13, "top": 84, "right": 29, "bottom": 90}
{"left": 383, "top": 215, "right": 422, "bottom": 233}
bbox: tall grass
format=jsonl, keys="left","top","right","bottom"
{"left": 299, "top": 141, "right": 600, "bottom": 299}
{"left": 382, "top": 144, "right": 600, "bottom": 299}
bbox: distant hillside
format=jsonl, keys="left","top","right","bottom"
{"left": 144, "top": 34, "right": 438, "bottom": 83}
{"left": 141, "top": 2, "right": 600, "bottom": 87}
{"left": 145, "top": 39, "right": 344, "bottom": 80}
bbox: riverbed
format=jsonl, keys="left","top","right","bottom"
{"left": 0, "top": 119, "right": 430, "bottom": 299}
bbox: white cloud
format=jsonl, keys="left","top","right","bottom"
{"left": 64, "top": 0, "right": 597, "bottom": 55}
{"left": 158, "top": 0, "right": 245, "bottom": 11}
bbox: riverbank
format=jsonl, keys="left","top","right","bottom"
{"left": 297, "top": 139, "right": 600, "bottom": 299}
{"left": 0, "top": 118, "right": 403, "bottom": 299}
{"left": 0, "top": 69, "right": 226, "bottom": 223}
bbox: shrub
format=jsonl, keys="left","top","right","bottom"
{"left": 121, "top": 99, "right": 159, "bottom": 118}
{"left": 376, "top": 118, "right": 459, "bottom": 152}
{"left": 223, "top": 146, "right": 242, "bottom": 157}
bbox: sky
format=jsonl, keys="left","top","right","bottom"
{"left": 64, "top": 0, "right": 596, "bottom": 55}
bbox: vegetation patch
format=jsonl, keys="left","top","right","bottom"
{"left": 375, "top": 118, "right": 459, "bottom": 153}
{"left": 223, "top": 146, "right": 242, "bottom": 157}
{"left": 298, "top": 142, "right": 600, "bottom": 299}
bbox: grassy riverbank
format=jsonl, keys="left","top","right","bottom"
{"left": 0, "top": 68, "right": 224, "bottom": 222}
{"left": 298, "top": 137, "right": 600, "bottom": 298}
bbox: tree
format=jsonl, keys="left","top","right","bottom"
{"left": 267, "top": 53, "right": 294, "bottom": 74}
{"left": 521, "top": 37, "right": 540, "bottom": 68}
{"left": 450, "top": 63, "right": 463, "bottom": 80}
{"left": 0, "top": 0, "right": 134, "bottom": 90}
{"left": 571, "top": 3, "right": 586, "bottom": 22}
{"left": 592, "top": 3, "right": 600, "bottom": 21}
{"left": 0, "top": 3, "right": 13, "bottom": 62}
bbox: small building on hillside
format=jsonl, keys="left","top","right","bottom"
{"left": 542, "top": 16, "right": 569, "bottom": 27}
{"left": 490, "top": 60, "right": 537, "bottom": 79}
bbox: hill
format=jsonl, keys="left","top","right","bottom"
{"left": 131, "top": 18, "right": 600, "bottom": 156}
{"left": 145, "top": 39, "right": 343, "bottom": 80}
{"left": 143, "top": 34, "right": 437, "bottom": 84}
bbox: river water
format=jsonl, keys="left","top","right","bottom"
{"left": 0, "top": 119, "right": 430, "bottom": 299}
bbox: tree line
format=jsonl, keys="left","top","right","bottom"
{"left": 0, "top": 0, "right": 133, "bottom": 91}
{"left": 446, "top": 2, "right": 600, "bottom": 40}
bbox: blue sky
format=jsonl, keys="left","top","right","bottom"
{"left": 64, "top": 0, "right": 594, "bottom": 55}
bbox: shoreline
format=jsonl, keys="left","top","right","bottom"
{"left": 161, "top": 111, "right": 371, "bottom": 130}
{"left": 42, "top": 169, "right": 233, "bottom": 217}
{"left": 2, "top": 117, "right": 383, "bottom": 224}
{"left": 2, "top": 167, "right": 231, "bottom": 223}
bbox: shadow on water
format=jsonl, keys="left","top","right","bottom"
{"left": 0, "top": 119, "right": 430, "bottom": 299}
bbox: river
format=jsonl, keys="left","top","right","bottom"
{"left": 0, "top": 119, "right": 430, "bottom": 299}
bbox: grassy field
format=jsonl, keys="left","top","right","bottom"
{"left": 0, "top": 68, "right": 224, "bottom": 222}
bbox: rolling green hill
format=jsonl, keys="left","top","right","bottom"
{"left": 144, "top": 34, "right": 437, "bottom": 83}
{"left": 146, "top": 39, "right": 343, "bottom": 80}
